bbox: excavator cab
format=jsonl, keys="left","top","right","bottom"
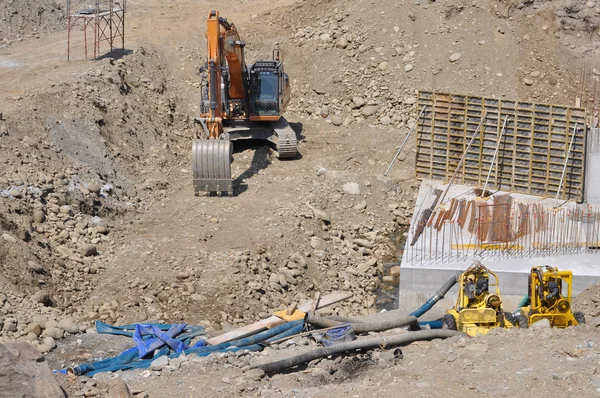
{"left": 249, "top": 63, "right": 279, "bottom": 117}
{"left": 248, "top": 60, "right": 290, "bottom": 119}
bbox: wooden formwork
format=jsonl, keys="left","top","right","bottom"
{"left": 415, "top": 91, "right": 587, "bottom": 201}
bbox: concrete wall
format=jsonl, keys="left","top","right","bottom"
{"left": 585, "top": 128, "right": 600, "bottom": 205}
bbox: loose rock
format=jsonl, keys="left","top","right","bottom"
{"left": 342, "top": 182, "right": 361, "bottom": 195}
{"left": 31, "top": 290, "right": 52, "bottom": 306}
{"left": 0, "top": 342, "right": 64, "bottom": 398}
{"left": 449, "top": 52, "right": 462, "bottom": 62}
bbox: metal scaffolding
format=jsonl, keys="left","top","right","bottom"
{"left": 67, "top": 0, "right": 126, "bottom": 60}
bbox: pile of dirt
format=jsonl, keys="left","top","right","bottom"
{"left": 0, "top": 45, "right": 191, "bottom": 351}
{"left": 0, "top": 0, "right": 599, "bottom": 376}
{"left": 573, "top": 280, "right": 600, "bottom": 317}
{"left": 0, "top": 342, "right": 64, "bottom": 398}
{"left": 251, "top": 0, "right": 599, "bottom": 131}
{"left": 0, "top": 0, "right": 65, "bottom": 44}
{"left": 511, "top": 0, "right": 600, "bottom": 37}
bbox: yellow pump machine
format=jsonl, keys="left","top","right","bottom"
{"left": 442, "top": 262, "right": 526, "bottom": 336}
{"left": 520, "top": 266, "right": 585, "bottom": 328}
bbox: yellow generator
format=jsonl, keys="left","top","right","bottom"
{"left": 442, "top": 262, "right": 525, "bottom": 337}
{"left": 520, "top": 266, "right": 585, "bottom": 328}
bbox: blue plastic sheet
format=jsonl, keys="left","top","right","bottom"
{"left": 322, "top": 324, "right": 355, "bottom": 346}
{"left": 60, "top": 319, "right": 304, "bottom": 376}
{"left": 133, "top": 324, "right": 187, "bottom": 357}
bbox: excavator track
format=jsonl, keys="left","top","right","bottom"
{"left": 192, "top": 139, "right": 233, "bottom": 195}
{"left": 273, "top": 116, "right": 298, "bottom": 159}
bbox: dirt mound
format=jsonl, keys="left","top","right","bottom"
{"left": 573, "top": 280, "right": 600, "bottom": 317}
{"left": 509, "top": 0, "right": 600, "bottom": 36}
{"left": 1, "top": 0, "right": 599, "bottom": 378}
{"left": 253, "top": 0, "right": 598, "bottom": 136}
{"left": 0, "top": 45, "right": 191, "bottom": 350}
{"left": 0, "top": 0, "right": 65, "bottom": 43}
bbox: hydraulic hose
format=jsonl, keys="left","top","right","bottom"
{"left": 409, "top": 271, "right": 460, "bottom": 318}
{"left": 254, "top": 329, "right": 464, "bottom": 373}
{"left": 306, "top": 313, "right": 417, "bottom": 333}
{"left": 209, "top": 60, "right": 218, "bottom": 110}
{"left": 516, "top": 295, "right": 530, "bottom": 309}
{"left": 418, "top": 320, "right": 442, "bottom": 329}
{"left": 534, "top": 268, "right": 544, "bottom": 300}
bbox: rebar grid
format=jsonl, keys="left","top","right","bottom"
{"left": 407, "top": 200, "right": 600, "bottom": 267}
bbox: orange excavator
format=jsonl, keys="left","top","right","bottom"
{"left": 192, "top": 10, "right": 297, "bottom": 195}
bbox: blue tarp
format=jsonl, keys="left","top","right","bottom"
{"left": 57, "top": 320, "right": 304, "bottom": 376}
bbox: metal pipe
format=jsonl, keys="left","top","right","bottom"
{"left": 482, "top": 116, "right": 509, "bottom": 195}
{"left": 555, "top": 123, "right": 578, "bottom": 206}
{"left": 384, "top": 106, "right": 427, "bottom": 176}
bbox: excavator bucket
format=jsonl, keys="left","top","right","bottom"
{"left": 192, "top": 139, "right": 233, "bottom": 195}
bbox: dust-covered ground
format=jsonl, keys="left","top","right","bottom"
{"left": 1, "top": 0, "right": 600, "bottom": 396}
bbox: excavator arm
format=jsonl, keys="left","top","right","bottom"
{"left": 205, "top": 10, "right": 224, "bottom": 139}
{"left": 204, "top": 10, "right": 248, "bottom": 137}
{"left": 221, "top": 22, "right": 247, "bottom": 100}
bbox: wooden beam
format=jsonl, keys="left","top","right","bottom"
{"left": 285, "top": 302, "right": 298, "bottom": 316}
{"left": 309, "top": 292, "right": 321, "bottom": 316}
{"left": 206, "top": 291, "right": 352, "bottom": 345}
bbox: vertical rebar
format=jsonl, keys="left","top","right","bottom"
{"left": 441, "top": 221, "right": 446, "bottom": 263}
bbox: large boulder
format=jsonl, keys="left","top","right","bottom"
{"left": 0, "top": 342, "right": 64, "bottom": 398}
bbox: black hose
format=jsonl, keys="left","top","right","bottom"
{"left": 306, "top": 314, "right": 417, "bottom": 333}
{"left": 254, "top": 329, "right": 464, "bottom": 373}
{"left": 546, "top": 281, "right": 560, "bottom": 301}
{"left": 218, "top": 16, "right": 232, "bottom": 30}
{"left": 534, "top": 268, "right": 544, "bottom": 300}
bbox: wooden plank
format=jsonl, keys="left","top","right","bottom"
{"left": 285, "top": 302, "right": 298, "bottom": 316}
{"left": 206, "top": 291, "right": 352, "bottom": 345}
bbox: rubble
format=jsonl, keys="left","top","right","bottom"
{"left": 0, "top": 342, "right": 63, "bottom": 398}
